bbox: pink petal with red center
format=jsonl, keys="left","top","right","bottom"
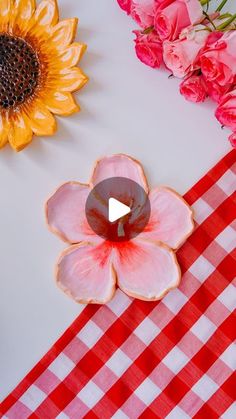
{"left": 114, "top": 239, "right": 181, "bottom": 301}
{"left": 141, "top": 187, "right": 194, "bottom": 249}
{"left": 46, "top": 182, "right": 98, "bottom": 244}
{"left": 90, "top": 154, "right": 149, "bottom": 193}
{"left": 56, "top": 242, "right": 116, "bottom": 304}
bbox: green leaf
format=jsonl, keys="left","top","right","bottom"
{"left": 216, "top": 0, "right": 229, "bottom": 13}
{"left": 216, "top": 13, "right": 236, "bottom": 30}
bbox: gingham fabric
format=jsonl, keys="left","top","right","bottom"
{"left": 1, "top": 150, "right": 236, "bottom": 419}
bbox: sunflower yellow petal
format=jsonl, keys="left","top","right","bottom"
{"left": 50, "top": 18, "right": 78, "bottom": 51}
{"left": 24, "top": 99, "right": 57, "bottom": 136}
{"left": 0, "top": 114, "right": 8, "bottom": 149}
{"left": 0, "top": 0, "right": 88, "bottom": 152}
{"left": 0, "top": 0, "right": 12, "bottom": 31}
{"left": 15, "top": 0, "right": 36, "bottom": 20}
{"left": 8, "top": 113, "right": 32, "bottom": 152}
{"left": 13, "top": 0, "right": 36, "bottom": 35}
{"left": 34, "top": 0, "right": 58, "bottom": 27}
{"left": 59, "top": 43, "right": 87, "bottom": 68}
{"left": 44, "top": 91, "right": 79, "bottom": 115}
{"left": 0, "top": 0, "right": 11, "bottom": 18}
{"left": 58, "top": 67, "right": 88, "bottom": 92}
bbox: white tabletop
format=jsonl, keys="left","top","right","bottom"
{"left": 0, "top": 0, "right": 233, "bottom": 400}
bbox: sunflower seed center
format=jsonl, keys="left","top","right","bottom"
{"left": 0, "top": 34, "right": 40, "bottom": 110}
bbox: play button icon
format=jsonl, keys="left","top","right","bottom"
{"left": 85, "top": 177, "right": 151, "bottom": 242}
{"left": 108, "top": 198, "right": 131, "bottom": 222}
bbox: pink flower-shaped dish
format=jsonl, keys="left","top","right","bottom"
{"left": 46, "top": 154, "right": 194, "bottom": 304}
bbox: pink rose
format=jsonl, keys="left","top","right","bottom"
{"left": 163, "top": 26, "right": 209, "bottom": 78}
{"left": 134, "top": 30, "right": 163, "bottom": 68}
{"left": 215, "top": 89, "right": 236, "bottom": 132}
{"left": 229, "top": 132, "right": 236, "bottom": 148}
{"left": 117, "top": 0, "right": 131, "bottom": 14}
{"left": 154, "top": 0, "right": 203, "bottom": 41}
{"left": 205, "top": 80, "right": 232, "bottom": 103}
{"left": 180, "top": 74, "right": 207, "bottom": 103}
{"left": 199, "top": 31, "right": 236, "bottom": 87}
{"left": 131, "top": 0, "right": 156, "bottom": 28}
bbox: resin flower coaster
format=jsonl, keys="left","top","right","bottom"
{"left": 0, "top": 0, "right": 88, "bottom": 151}
{"left": 46, "top": 154, "right": 194, "bottom": 304}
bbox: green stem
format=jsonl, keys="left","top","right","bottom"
{"left": 216, "top": 14, "right": 236, "bottom": 30}
{"left": 196, "top": 27, "right": 212, "bottom": 32}
{"left": 200, "top": 0, "right": 212, "bottom": 6}
{"left": 216, "top": 0, "right": 229, "bottom": 12}
{"left": 218, "top": 13, "right": 232, "bottom": 20}
{"left": 203, "top": 11, "right": 216, "bottom": 29}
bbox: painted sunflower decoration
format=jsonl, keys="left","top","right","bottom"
{"left": 0, "top": 0, "right": 88, "bottom": 151}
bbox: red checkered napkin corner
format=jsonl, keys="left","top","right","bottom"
{"left": 1, "top": 150, "right": 236, "bottom": 419}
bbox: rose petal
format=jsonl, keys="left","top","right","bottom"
{"left": 114, "top": 239, "right": 180, "bottom": 301}
{"left": 56, "top": 241, "right": 116, "bottom": 304}
{"left": 229, "top": 132, "right": 236, "bottom": 148}
{"left": 90, "top": 154, "right": 149, "bottom": 193}
{"left": 141, "top": 187, "right": 194, "bottom": 249}
{"left": 46, "top": 182, "right": 98, "bottom": 244}
{"left": 187, "top": 0, "right": 203, "bottom": 24}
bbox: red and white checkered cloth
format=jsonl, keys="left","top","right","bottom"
{"left": 1, "top": 151, "right": 236, "bottom": 419}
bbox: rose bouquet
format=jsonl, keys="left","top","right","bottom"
{"left": 117, "top": 0, "right": 236, "bottom": 148}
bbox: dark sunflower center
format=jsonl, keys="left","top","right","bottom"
{"left": 0, "top": 34, "right": 40, "bottom": 110}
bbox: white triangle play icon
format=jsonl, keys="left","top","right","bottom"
{"left": 108, "top": 197, "right": 131, "bottom": 223}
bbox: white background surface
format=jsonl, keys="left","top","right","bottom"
{"left": 0, "top": 0, "right": 234, "bottom": 400}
